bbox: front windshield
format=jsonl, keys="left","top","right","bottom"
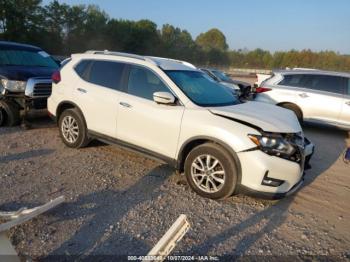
{"left": 0, "top": 49, "right": 58, "bottom": 68}
{"left": 212, "top": 70, "right": 232, "bottom": 82}
{"left": 166, "top": 70, "right": 240, "bottom": 107}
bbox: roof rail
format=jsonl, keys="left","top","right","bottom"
{"left": 292, "top": 67, "right": 317, "bottom": 71}
{"left": 84, "top": 50, "right": 148, "bottom": 62}
{"left": 145, "top": 56, "right": 197, "bottom": 69}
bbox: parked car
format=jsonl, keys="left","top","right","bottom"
{"left": 0, "top": 41, "right": 59, "bottom": 126}
{"left": 255, "top": 69, "right": 350, "bottom": 129}
{"left": 201, "top": 68, "right": 252, "bottom": 98}
{"left": 255, "top": 73, "right": 271, "bottom": 87}
{"left": 48, "top": 51, "right": 314, "bottom": 200}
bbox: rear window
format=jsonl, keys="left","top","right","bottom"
{"left": 279, "top": 74, "right": 346, "bottom": 95}
{"left": 75, "top": 60, "right": 126, "bottom": 90}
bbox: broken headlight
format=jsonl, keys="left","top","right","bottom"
{"left": 248, "top": 133, "right": 296, "bottom": 157}
{"left": 0, "top": 79, "right": 26, "bottom": 92}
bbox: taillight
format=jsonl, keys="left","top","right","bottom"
{"left": 255, "top": 87, "right": 271, "bottom": 93}
{"left": 52, "top": 71, "right": 61, "bottom": 84}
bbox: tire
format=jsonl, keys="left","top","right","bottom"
{"left": 58, "top": 108, "right": 89, "bottom": 148}
{"left": 184, "top": 143, "right": 238, "bottom": 199}
{"left": 0, "top": 100, "right": 20, "bottom": 127}
{"left": 0, "top": 107, "right": 4, "bottom": 127}
{"left": 280, "top": 103, "right": 303, "bottom": 123}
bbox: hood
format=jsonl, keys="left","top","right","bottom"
{"left": 0, "top": 65, "right": 57, "bottom": 81}
{"left": 209, "top": 101, "right": 302, "bottom": 133}
{"left": 220, "top": 81, "right": 240, "bottom": 90}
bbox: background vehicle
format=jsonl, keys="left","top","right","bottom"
{"left": 255, "top": 73, "right": 271, "bottom": 87}
{"left": 0, "top": 41, "right": 59, "bottom": 126}
{"left": 48, "top": 51, "right": 314, "bottom": 200}
{"left": 255, "top": 69, "right": 350, "bottom": 129}
{"left": 201, "top": 68, "right": 252, "bottom": 98}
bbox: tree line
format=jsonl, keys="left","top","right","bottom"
{"left": 1, "top": 0, "right": 350, "bottom": 71}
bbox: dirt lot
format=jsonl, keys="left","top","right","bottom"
{"left": 0, "top": 112, "right": 349, "bottom": 261}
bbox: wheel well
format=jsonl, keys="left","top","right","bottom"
{"left": 277, "top": 102, "right": 303, "bottom": 118}
{"left": 178, "top": 139, "right": 209, "bottom": 172}
{"left": 56, "top": 102, "right": 76, "bottom": 120}
{"left": 177, "top": 138, "right": 242, "bottom": 184}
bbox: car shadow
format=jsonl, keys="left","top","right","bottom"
{"left": 39, "top": 164, "right": 174, "bottom": 260}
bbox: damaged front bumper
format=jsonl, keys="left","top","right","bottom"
{"left": 237, "top": 137, "right": 315, "bottom": 200}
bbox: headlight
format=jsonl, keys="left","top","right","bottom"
{"left": 0, "top": 79, "right": 26, "bottom": 92}
{"left": 248, "top": 133, "right": 296, "bottom": 157}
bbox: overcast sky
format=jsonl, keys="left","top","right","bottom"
{"left": 43, "top": 0, "right": 350, "bottom": 54}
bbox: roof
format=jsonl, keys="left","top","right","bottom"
{"left": 0, "top": 41, "right": 41, "bottom": 51}
{"left": 84, "top": 50, "right": 197, "bottom": 71}
{"left": 274, "top": 68, "right": 350, "bottom": 78}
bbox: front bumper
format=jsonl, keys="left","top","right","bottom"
{"left": 237, "top": 138, "right": 314, "bottom": 199}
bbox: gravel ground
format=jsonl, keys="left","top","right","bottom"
{"left": 0, "top": 113, "right": 349, "bottom": 261}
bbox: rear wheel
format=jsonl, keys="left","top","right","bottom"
{"left": 279, "top": 103, "right": 303, "bottom": 123}
{"left": 58, "top": 108, "right": 89, "bottom": 148}
{"left": 184, "top": 143, "right": 238, "bottom": 199}
{"left": 0, "top": 100, "right": 20, "bottom": 127}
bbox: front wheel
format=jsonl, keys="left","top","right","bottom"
{"left": 58, "top": 108, "right": 89, "bottom": 148}
{"left": 0, "top": 107, "right": 5, "bottom": 126}
{"left": 184, "top": 143, "right": 238, "bottom": 199}
{"left": 0, "top": 100, "right": 20, "bottom": 127}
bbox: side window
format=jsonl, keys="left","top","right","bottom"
{"left": 74, "top": 60, "right": 91, "bottom": 81}
{"left": 347, "top": 78, "right": 350, "bottom": 96}
{"left": 279, "top": 74, "right": 303, "bottom": 87}
{"left": 88, "top": 60, "right": 125, "bottom": 90}
{"left": 302, "top": 75, "right": 346, "bottom": 95}
{"left": 127, "top": 66, "right": 170, "bottom": 100}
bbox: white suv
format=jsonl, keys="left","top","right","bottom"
{"left": 254, "top": 69, "right": 350, "bottom": 129}
{"left": 48, "top": 51, "right": 314, "bottom": 199}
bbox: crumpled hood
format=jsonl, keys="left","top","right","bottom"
{"left": 209, "top": 101, "right": 302, "bottom": 133}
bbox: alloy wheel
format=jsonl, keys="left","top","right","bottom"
{"left": 191, "top": 154, "right": 226, "bottom": 193}
{"left": 61, "top": 115, "right": 79, "bottom": 143}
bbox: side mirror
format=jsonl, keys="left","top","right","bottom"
{"left": 153, "top": 92, "right": 176, "bottom": 105}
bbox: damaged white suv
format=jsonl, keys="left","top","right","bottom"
{"left": 48, "top": 51, "right": 314, "bottom": 199}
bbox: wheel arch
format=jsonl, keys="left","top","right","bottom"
{"left": 56, "top": 101, "right": 84, "bottom": 121}
{"left": 177, "top": 136, "right": 242, "bottom": 184}
{"left": 276, "top": 102, "right": 303, "bottom": 119}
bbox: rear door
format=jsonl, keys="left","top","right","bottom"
{"left": 73, "top": 59, "right": 127, "bottom": 137}
{"left": 294, "top": 74, "right": 345, "bottom": 124}
{"left": 338, "top": 78, "right": 350, "bottom": 127}
{"left": 116, "top": 65, "right": 184, "bottom": 159}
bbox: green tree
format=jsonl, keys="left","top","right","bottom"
{"left": 195, "top": 28, "right": 228, "bottom": 51}
{"left": 0, "top": 0, "right": 44, "bottom": 44}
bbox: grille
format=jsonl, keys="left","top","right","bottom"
{"left": 32, "top": 82, "right": 52, "bottom": 97}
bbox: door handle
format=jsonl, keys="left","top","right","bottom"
{"left": 299, "top": 93, "right": 309, "bottom": 98}
{"left": 119, "top": 102, "right": 132, "bottom": 108}
{"left": 77, "top": 88, "right": 87, "bottom": 94}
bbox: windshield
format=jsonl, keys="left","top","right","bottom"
{"left": 212, "top": 70, "right": 232, "bottom": 82}
{"left": 166, "top": 70, "right": 240, "bottom": 107}
{"left": 0, "top": 49, "right": 59, "bottom": 68}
